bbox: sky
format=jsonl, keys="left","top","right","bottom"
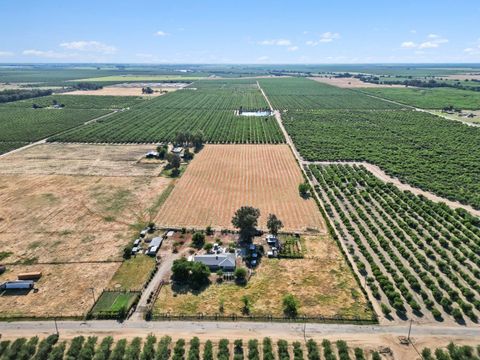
{"left": 1, "top": 0, "right": 479, "bottom": 64}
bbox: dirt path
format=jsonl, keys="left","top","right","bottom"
{"left": 130, "top": 253, "right": 180, "bottom": 321}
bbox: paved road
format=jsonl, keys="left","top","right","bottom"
{"left": 0, "top": 320, "right": 479, "bottom": 340}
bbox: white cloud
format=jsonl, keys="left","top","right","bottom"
{"left": 410, "top": 29, "right": 417, "bottom": 34}
{"left": 258, "top": 39, "right": 292, "bottom": 46}
{"left": 401, "top": 41, "right": 417, "bottom": 48}
{"left": 59, "top": 41, "right": 117, "bottom": 54}
{"left": 22, "top": 49, "right": 72, "bottom": 59}
{"left": 256, "top": 55, "right": 269, "bottom": 62}
{"left": 287, "top": 46, "right": 299, "bottom": 52}
{"left": 0, "top": 51, "right": 14, "bottom": 57}
{"left": 306, "top": 32, "right": 340, "bottom": 46}
{"left": 154, "top": 30, "right": 169, "bottom": 37}
{"left": 400, "top": 34, "right": 448, "bottom": 50}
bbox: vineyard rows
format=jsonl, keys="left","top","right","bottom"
{"left": 283, "top": 109, "right": 480, "bottom": 210}
{"left": 258, "top": 78, "right": 401, "bottom": 110}
{"left": 309, "top": 164, "right": 480, "bottom": 324}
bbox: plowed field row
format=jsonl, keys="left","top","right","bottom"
{"left": 155, "top": 145, "right": 325, "bottom": 233}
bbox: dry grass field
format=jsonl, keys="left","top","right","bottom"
{"left": 311, "top": 77, "right": 405, "bottom": 88}
{"left": 0, "top": 143, "right": 164, "bottom": 176}
{"left": 0, "top": 263, "right": 119, "bottom": 318}
{"left": 155, "top": 144, "right": 325, "bottom": 233}
{"left": 0, "top": 143, "right": 173, "bottom": 317}
{"left": 154, "top": 234, "right": 373, "bottom": 319}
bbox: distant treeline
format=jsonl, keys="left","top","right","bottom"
{"left": 0, "top": 89, "right": 52, "bottom": 104}
{"left": 350, "top": 73, "right": 480, "bottom": 92}
{"left": 72, "top": 82, "right": 103, "bottom": 90}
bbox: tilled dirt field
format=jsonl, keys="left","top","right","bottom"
{"left": 155, "top": 144, "right": 326, "bottom": 233}
{"left": 311, "top": 77, "right": 405, "bottom": 88}
{"left": 64, "top": 87, "right": 167, "bottom": 96}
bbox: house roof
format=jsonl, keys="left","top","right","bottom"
{"left": 193, "top": 253, "right": 236, "bottom": 268}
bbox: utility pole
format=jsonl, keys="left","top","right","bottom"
{"left": 407, "top": 319, "right": 413, "bottom": 342}
{"left": 303, "top": 321, "right": 307, "bottom": 342}
{"left": 54, "top": 317, "right": 59, "bottom": 336}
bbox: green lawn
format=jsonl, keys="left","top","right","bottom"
{"left": 91, "top": 291, "right": 140, "bottom": 315}
{"left": 108, "top": 255, "right": 156, "bottom": 290}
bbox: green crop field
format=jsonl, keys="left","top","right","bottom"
{"left": 0, "top": 108, "right": 110, "bottom": 143}
{"left": 258, "top": 77, "right": 402, "bottom": 110}
{"left": 77, "top": 75, "right": 204, "bottom": 82}
{"left": 361, "top": 87, "right": 480, "bottom": 110}
{"left": 283, "top": 109, "right": 480, "bottom": 209}
{"left": 0, "top": 141, "right": 29, "bottom": 155}
{"left": 50, "top": 108, "right": 283, "bottom": 143}
{"left": 49, "top": 79, "right": 282, "bottom": 144}
{"left": 1, "top": 95, "right": 144, "bottom": 110}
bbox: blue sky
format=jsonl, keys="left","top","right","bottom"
{"left": 1, "top": 0, "right": 479, "bottom": 64}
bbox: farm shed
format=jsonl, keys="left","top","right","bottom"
{"left": 147, "top": 236, "right": 163, "bottom": 256}
{"left": 193, "top": 253, "right": 236, "bottom": 272}
{"left": 0, "top": 280, "right": 34, "bottom": 291}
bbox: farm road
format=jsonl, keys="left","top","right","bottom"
{"left": 130, "top": 253, "right": 180, "bottom": 321}
{"left": 0, "top": 319, "right": 479, "bottom": 340}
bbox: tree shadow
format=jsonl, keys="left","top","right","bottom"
{"left": 171, "top": 280, "right": 211, "bottom": 295}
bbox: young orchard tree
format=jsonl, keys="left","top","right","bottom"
{"left": 298, "top": 182, "right": 311, "bottom": 198}
{"left": 266, "top": 214, "right": 283, "bottom": 236}
{"left": 231, "top": 206, "right": 260, "bottom": 242}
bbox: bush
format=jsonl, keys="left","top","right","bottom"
{"left": 234, "top": 267, "right": 248, "bottom": 284}
{"left": 109, "top": 339, "right": 127, "bottom": 360}
{"left": 282, "top": 293, "right": 299, "bottom": 317}
{"left": 247, "top": 340, "right": 259, "bottom": 360}
{"left": 124, "top": 337, "right": 142, "bottom": 360}
{"left": 34, "top": 335, "right": 59, "bottom": 360}
{"left": 353, "top": 347, "right": 365, "bottom": 360}
{"left": 234, "top": 339, "right": 244, "bottom": 360}
{"left": 192, "top": 232, "right": 205, "bottom": 249}
{"left": 322, "top": 339, "right": 336, "bottom": 360}
{"left": 277, "top": 340, "right": 289, "bottom": 360}
{"left": 156, "top": 336, "right": 172, "bottom": 360}
{"left": 48, "top": 341, "right": 66, "bottom": 360}
{"left": 218, "top": 339, "right": 230, "bottom": 360}
{"left": 306, "top": 339, "right": 320, "bottom": 360}
{"left": 188, "top": 337, "right": 200, "bottom": 360}
{"left": 172, "top": 339, "right": 186, "bottom": 360}
{"left": 78, "top": 336, "right": 97, "bottom": 360}
{"left": 262, "top": 338, "right": 274, "bottom": 360}
{"left": 203, "top": 340, "right": 213, "bottom": 360}
{"left": 293, "top": 341, "right": 303, "bottom": 360}
{"left": 93, "top": 337, "right": 114, "bottom": 360}
{"left": 336, "top": 340, "right": 350, "bottom": 360}
{"left": 66, "top": 336, "right": 85, "bottom": 360}
{"left": 140, "top": 335, "right": 156, "bottom": 360}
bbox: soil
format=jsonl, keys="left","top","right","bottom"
{"left": 155, "top": 144, "right": 326, "bottom": 233}
{"left": 310, "top": 77, "right": 406, "bottom": 88}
